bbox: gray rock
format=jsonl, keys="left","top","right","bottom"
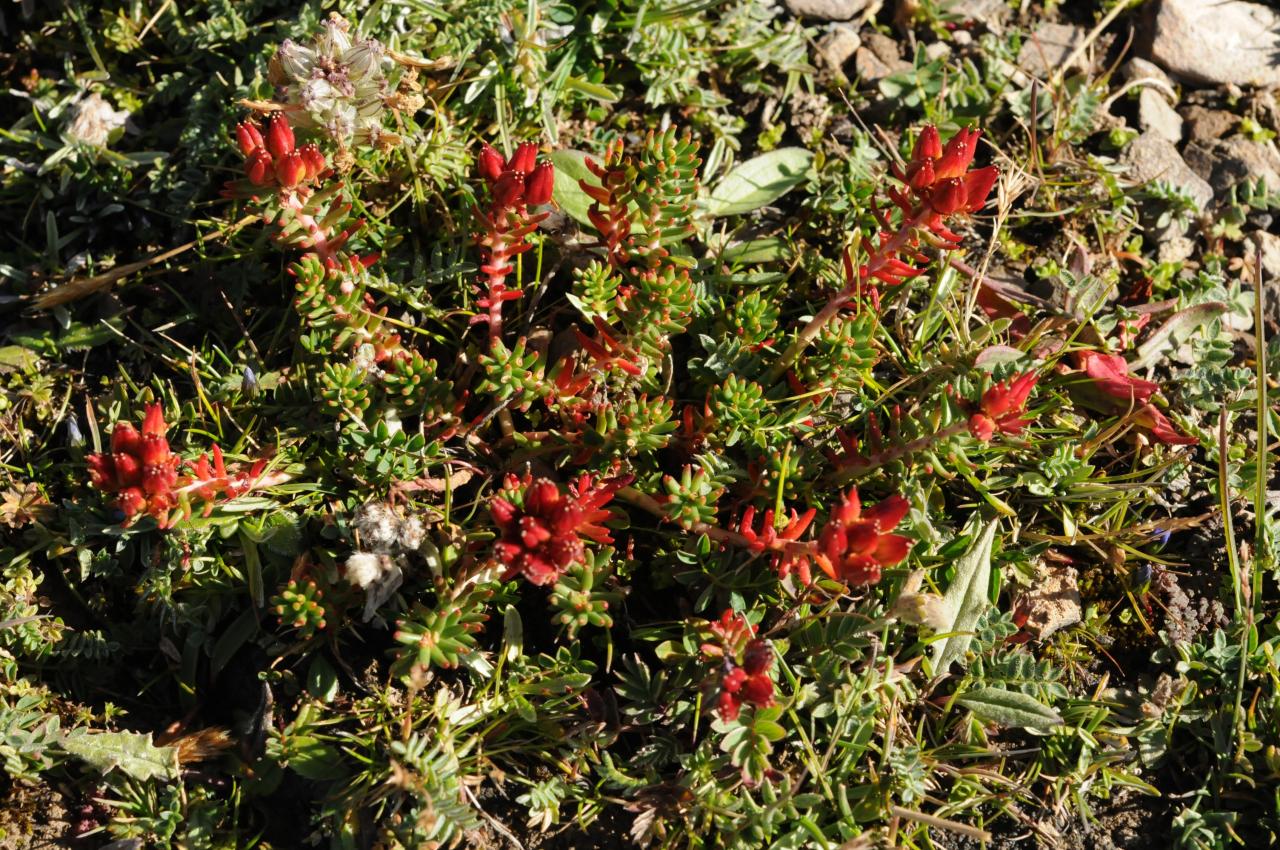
{"left": 1251, "top": 229, "right": 1280, "bottom": 280}
{"left": 1137, "top": 88, "right": 1183, "bottom": 143}
{"left": 816, "top": 24, "right": 861, "bottom": 75}
{"left": 1122, "top": 57, "right": 1174, "bottom": 90}
{"left": 1122, "top": 131, "right": 1214, "bottom": 209}
{"left": 785, "top": 0, "right": 871, "bottom": 21}
{"left": 1184, "top": 137, "right": 1280, "bottom": 193}
{"left": 855, "top": 31, "right": 909, "bottom": 82}
{"left": 1181, "top": 105, "right": 1237, "bottom": 142}
{"left": 1018, "top": 22, "right": 1087, "bottom": 78}
{"left": 1149, "top": 0, "right": 1280, "bottom": 88}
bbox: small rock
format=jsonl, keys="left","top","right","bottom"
{"left": 1149, "top": 0, "right": 1280, "bottom": 88}
{"left": 1122, "top": 131, "right": 1214, "bottom": 209}
{"left": 785, "top": 0, "right": 871, "bottom": 21}
{"left": 1013, "top": 564, "right": 1081, "bottom": 639}
{"left": 1121, "top": 57, "right": 1174, "bottom": 91}
{"left": 1183, "top": 137, "right": 1280, "bottom": 194}
{"left": 1137, "top": 88, "right": 1183, "bottom": 143}
{"left": 1250, "top": 229, "right": 1280, "bottom": 279}
{"left": 815, "top": 24, "right": 861, "bottom": 75}
{"left": 855, "top": 31, "right": 910, "bottom": 82}
{"left": 1018, "top": 22, "right": 1087, "bottom": 78}
{"left": 1157, "top": 232, "right": 1196, "bottom": 265}
{"left": 1181, "top": 105, "right": 1237, "bottom": 142}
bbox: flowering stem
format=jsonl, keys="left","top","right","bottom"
{"left": 830, "top": 419, "right": 969, "bottom": 485}
{"left": 766, "top": 209, "right": 931, "bottom": 385}
{"left": 615, "top": 486, "right": 813, "bottom": 562}
{"left": 280, "top": 191, "right": 335, "bottom": 262}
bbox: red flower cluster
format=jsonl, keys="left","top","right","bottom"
{"left": 815, "top": 489, "right": 912, "bottom": 585}
{"left": 236, "top": 114, "right": 326, "bottom": 189}
{"left": 896, "top": 126, "right": 1000, "bottom": 236}
{"left": 700, "top": 611, "right": 774, "bottom": 721}
{"left": 968, "top": 371, "right": 1039, "bottom": 442}
{"left": 473, "top": 142, "right": 555, "bottom": 343}
{"left": 87, "top": 405, "right": 266, "bottom": 528}
{"left": 477, "top": 142, "right": 555, "bottom": 212}
{"left": 718, "top": 638, "right": 775, "bottom": 721}
{"left": 490, "top": 472, "right": 633, "bottom": 585}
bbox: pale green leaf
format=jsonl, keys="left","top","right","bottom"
{"left": 930, "top": 519, "right": 998, "bottom": 674}
{"left": 62, "top": 730, "right": 179, "bottom": 782}
{"left": 704, "top": 148, "right": 813, "bottom": 217}
{"left": 957, "top": 686, "right": 1063, "bottom": 732}
{"left": 549, "top": 149, "right": 599, "bottom": 227}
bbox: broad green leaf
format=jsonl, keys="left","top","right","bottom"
{"left": 306, "top": 655, "right": 339, "bottom": 703}
{"left": 62, "top": 730, "right": 179, "bottom": 782}
{"left": 930, "top": 518, "right": 998, "bottom": 674}
{"left": 704, "top": 148, "right": 813, "bottom": 217}
{"left": 957, "top": 687, "right": 1063, "bottom": 732}
{"left": 549, "top": 149, "right": 599, "bottom": 227}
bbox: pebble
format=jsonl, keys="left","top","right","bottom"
{"left": 1017, "top": 22, "right": 1086, "bottom": 78}
{"left": 1121, "top": 130, "right": 1213, "bottom": 209}
{"left": 784, "top": 0, "right": 871, "bottom": 21}
{"left": 1137, "top": 88, "right": 1183, "bottom": 144}
{"left": 1149, "top": 0, "right": 1280, "bottom": 88}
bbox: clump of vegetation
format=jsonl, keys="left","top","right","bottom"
{"left": 2, "top": 1, "right": 1279, "bottom": 848}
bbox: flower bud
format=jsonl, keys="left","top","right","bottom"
{"left": 912, "top": 125, "right": 942, "bottom": 162}
{"left": 968, "top": 412, "right": 996, "bottom": 442}
{"left": 477, "top": 143, "right": 504, "bottom": 183}
{"left": 275, "top": 150, "right": 306, "bottom": 188}
{"left": 907, "top": 158, "right": 935, "bottom": 193}
{"left": 742, "top": 639, "right": 772, "bottom": 676}
{"left": 491, "top": 171, "right": 525, "bottom": 209}
{"left": 722, "top": 666, "right": 747, "bottom": 694}
{"left": 246, "top": 151, "right": 274, "bottom": 186}
{"left": 962, "top": 166, "right": 999, "bottom": 213}
{"left": 273, "top": 39, "right": 316, "bottom": 82}
{"left": 300, "top": 143, "right": 326, "bottom": 180}
{"left": 525, "top": 162, "right": 554, "bottom": 206}
{"left": 143, "top": 463, "right": 178, "bottom": 497}
{"left": 717, "top": 690, "right": 741, "bottom": 721}
{"left": 508, "top": 141, "right": 538, "bottom": 174}
{"left": 117, "top": 487, "right": 147, "bottom": 519}
{"left": 235, "top": 122, "right": 264, "bottom": 156}
{"left": 929, "top": 178, "right": 968, "bottom": 216}
{"left": 112, "top": 452, "right": 143, "bottom": 486}
{"left": 742, "top": 674, "right": 774, "bottom": 707}
{"left": 343, "top": 39, "right": 384, "bottom": 80}
{"left": 110, "top": 421, "right": 142, "bottom": 455}
{"left": 138, "top": 433, "right": 170, "bottom": 467}
{"left": 241, "top": 366, "right": 259, "bottom": 397}
{"left": 67, "top": 414, "right": 84, "bottom": 448}
{"left": 265, "top": 114, "right": 295, "bottom": 159}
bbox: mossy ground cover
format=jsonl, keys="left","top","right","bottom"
{"left": 2, "top": 1, "right": 1279, "bottom": 847}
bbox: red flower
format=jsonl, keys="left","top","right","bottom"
{"left": 87, "top": 404, "right": 269, "bottom": 528}
{"left": 815, "top": 489, "right": 911, "bottom": 585}
{"left": 232, "top": 113, "right": 326, "bottom": 191}
{"left": 969, "top": 371, "right": 1038, "bottom": 441}
{"left": 477, "top": 142, "right": 555, "bottom": 213}
{"left": 902, "top": 126, "right": 998, "bottom": 217}
{"left": 1081, "top": 352, "right": 1159, "bottom": 404}
{"left": 490, "top": 472, "right": 633, "bottom": 585}
{"left": 1134, "top": 404, "right": 1198, "bottom": 445}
